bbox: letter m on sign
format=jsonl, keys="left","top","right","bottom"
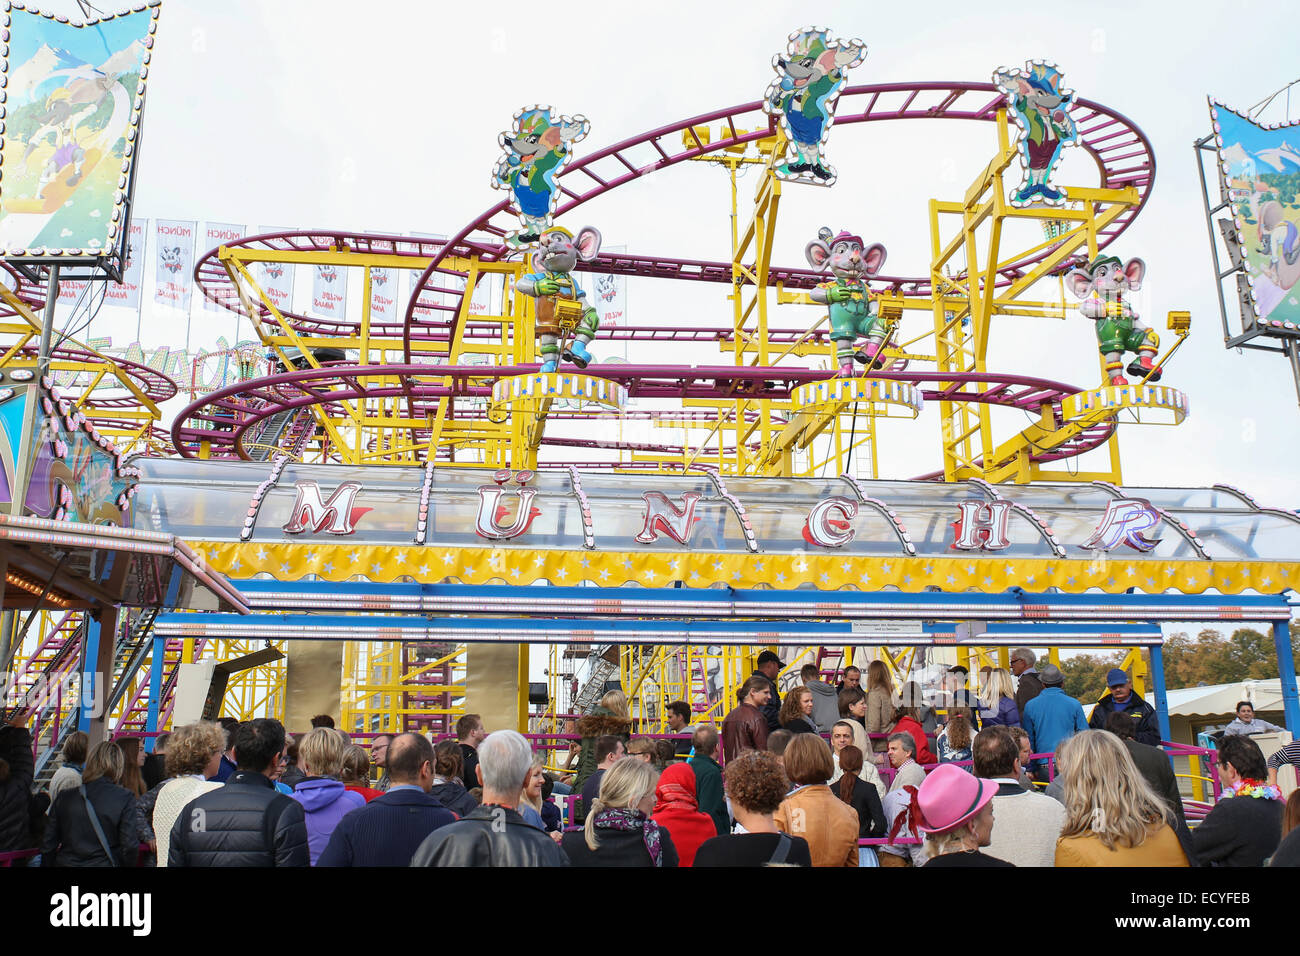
{"left": 282, "top": 481, "right": 364, "bottom": 535}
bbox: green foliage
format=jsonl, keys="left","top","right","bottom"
{"left": 1056, "top": 625, "right": 1298, "bottom": 702}
{"left": 1061, "top": 652, "right": 1124, "bottom": 704}
{"left": 1161, "top": 626, "right": 1299, "bottom": 689}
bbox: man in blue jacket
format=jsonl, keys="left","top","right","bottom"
{"left": 318, "top": 733, "right": 455, "bottom": 867}
{"left": 1022, "top": 664, "right": 1088, "bottom": 780}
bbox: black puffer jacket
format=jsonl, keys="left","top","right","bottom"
{"left": 41, "top": 778, "right": 139, "bottom": 867}
{"left": 0, "top": 727, "right": 35, "bottom": 853}
{"left": 167, "top": 770, "right": 309, "bottom": 867}
{"left": 410, "top": 804, "right": 569, "bottom": 867}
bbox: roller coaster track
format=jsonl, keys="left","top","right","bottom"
{"left": 172, "top": 363, "right": 1115, "bottom": 470}
{"left": 401, "top": 80, "right": 1154, "bottom": 360}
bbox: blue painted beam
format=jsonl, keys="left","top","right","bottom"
{"left": 144, "top": 635, "right": 165, "bottom": 753}
{"left": 1149, "top": 644, "right": 1172, "bottom": 745}
{"left": 1274, "top": 619, "right": 1300, "bottom": 735}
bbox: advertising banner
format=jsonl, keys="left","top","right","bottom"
{"left": 105, "top": 220, "right": 146, "bottom": 309}
{"left": 369, "top": 267, "right": 399, "bottom": 324}
{"left": 311, "top": 261, "right": 348, "bottom": 320}
{"left": 0, "top": 4, "right": 160, "bottom": 261}
{"left": 1211, "top": 101, "right": 1300, "bottom": 332}
{"left": 256, "top": 225, "right": 296, "bottom": 315}
{"left": 202, "top": 222, "right": 245, "bottom": 310}
{"left": 153, "top": 219, "right": 196, "bottom": 311}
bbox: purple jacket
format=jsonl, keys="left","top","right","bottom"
{"left": 291, "top": 778, "right": 365, "bottom": 865}
{"left": 981, "top": 696, "right": 1021, "bottom": 728}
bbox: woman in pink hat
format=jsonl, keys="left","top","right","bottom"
{"left": 917, "top": 764, "right": 1014, "bottom": 867}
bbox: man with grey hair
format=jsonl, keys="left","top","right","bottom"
{"left": 411, "top": 730, "right": 568, "bottom": 867}
{"left": 1010, "top": 647, "right": 1044, "bottom": 714}
{"left": 886, "top": 732, "right": 925, "bottom": 791}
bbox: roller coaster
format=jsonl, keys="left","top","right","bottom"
{"left": 8, "top": 54, "right": 1244, "bottom": 749}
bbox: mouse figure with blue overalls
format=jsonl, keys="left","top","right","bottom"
{"left": 517, "top": 225, "right": 602, "bottom": 373}
{"left": 805, "top": 227, "right": 888, "bottom": 376}
{"left": 764, "top": 27, "right": 866, "bottom": 186}
{"left": 1065, "top": 255, "right": 1161, "bottom": 386}
{"left": 492, "top": 107, "right": 589, "bottom": 249}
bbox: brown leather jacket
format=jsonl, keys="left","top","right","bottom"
{"left": 774, "top": 785, "right": 860, "bottom": 867}
{"left": 721, "top": 703, "right": 768, "bottom": 761}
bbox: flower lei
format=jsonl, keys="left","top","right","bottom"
{"left": 1226, "top": 778, "right": 1284, "bottom": 801}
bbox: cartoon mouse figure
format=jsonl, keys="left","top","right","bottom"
{"left": 516, "top": 225, "right": 602, "bottom": 373}
{"left": 993, "top": 61, "right": 1078, "bottom": 206}
{"left": 492, "top": 107, "right": 590, "bottom": 248}
{"left": 1065, "top": 255, "right": 1161, "bottom": 386}
{"left": 806, "top": 227, "right": 888, "bottom": 376}
{"left": 765, "top": 27, "right": 866, "bottom": 185}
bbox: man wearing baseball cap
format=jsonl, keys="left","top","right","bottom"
{"left": 1087, "top": 668, "right": 1160, "bottom": 747}
{"left": 750, "top": 650, "right": 784, "bottom": 732}
{"left": 916, "top": 764, "right": 1014, "bottom": 867}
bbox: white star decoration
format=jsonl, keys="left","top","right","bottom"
{"left": 230, "top": 558, "right": 241, "bottom": 572}
{"left": 418, "top": 565, "right": 430, "bottom": 575}
{"left": 323, "top": 562, "right": 334, "bottom": 574}
{"left": 371, "top": 563, "right": 383, "bottom": 575}
{"left": 349, "top": 551, "right": 361, "bottom": 563}
{"left": 443, "top": 554, "right": 455, "bottom": 566}
{"left": 256, "top": 548, "right": 267, "bottom": 561}
{"left": 394, "top": 553, "right": 406, "bottom": 564}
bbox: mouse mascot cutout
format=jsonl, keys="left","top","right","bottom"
{"left": 517, "top": 225, "right": 602, "bottom": 373}
{"left": 806, "top": 227, "right": 888, "bottom": 376}
{"left": 1066, "top": 255, "right": 1161, "bottom": 386}
{"left": 492, "top": 106, "right": 589, "bottom": 248}
{"left": 764, "top": 27, "right": 865, "bottom": 185}
{"left": 993, "top": 61, "right": 1078, "bottom": 207}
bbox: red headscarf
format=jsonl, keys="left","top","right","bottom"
{"left": 653, "top": 763, "right": 698, "bottom": 814}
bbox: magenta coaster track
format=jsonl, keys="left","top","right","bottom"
{"left": 189, "top": 81, "right": 1154, "bottom": 357}
{"left": 34, "top": 345, "right": 179, "bottom": 405}
{"left": 171, "top": 363, "right": 1113, "bottom": 468}
{"left": 401, "top": 80, "right": 1154, "bottom": 362}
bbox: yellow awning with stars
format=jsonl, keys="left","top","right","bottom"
{"left": 191, "top": 541, "right": 1300, "bottom": 596}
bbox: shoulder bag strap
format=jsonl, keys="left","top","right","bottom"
{"left": 767, "top": 832, "right": 792, "bottom": 865}
{"left": 78, "top": 784, "right": 119, "bottom": 867}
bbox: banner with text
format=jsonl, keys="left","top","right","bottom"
{"left": 105, "top": 220, "right": 147, "bottom": 311}
{"left": 154, "top": 220, "right": 197, "bottom": 311}
{"left": 256, "top": 225, "right": 297, "bottom": 315}
{"left": 311, "top": 261, "right": 349, "bottom": 319}
{"left": 202, "top": 222, "right": 246, "bottom": 310}
{"left": 369, "top": 267, "right": 399, "bottom": 324}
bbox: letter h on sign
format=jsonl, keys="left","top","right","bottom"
{"left": 951, "top": 501, "right": 1012, "bottom": 551}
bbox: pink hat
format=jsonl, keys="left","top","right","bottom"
{"left": 916, "top": 764, "right": 996, "bottom": 834}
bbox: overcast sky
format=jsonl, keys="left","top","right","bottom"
{"left": 25, "top": 0, "right": 1300, "bottom": 505}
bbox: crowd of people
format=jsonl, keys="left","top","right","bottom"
{"left": 2, "top": 647, "right": 1299, "bottom": 868}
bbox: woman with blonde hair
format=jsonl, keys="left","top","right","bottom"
{"left": 41, "top": 741, "right": 140, "bottom": 867}
{"left": 864, "top": 661, "right": 894, "bottom": 752}
{"left": 150, "top": 721, "right": 225, "bottom": 866}
{"left": 978, "top": 667, "right": 1020, "bottom": 727}
{"left": 561, "top": 757, "right": 678, "bottom": 866}
{"left": 291, "top": 726, "right": 365, "bottom": 865}
{"left": 1054, "top": 730, "right": 1189, "bottom": 867}
{"left": 570, "top": 688, "right": 632, "bottom": 802}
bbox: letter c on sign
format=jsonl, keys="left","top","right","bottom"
{"left": 804, "top": 496, "right": 858, "bottom": 548}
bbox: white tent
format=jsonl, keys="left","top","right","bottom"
{"left": 1147, "top": 677, "right": 1300, "bottom": 722}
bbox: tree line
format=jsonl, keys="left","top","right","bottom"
{"left": 1059, "top": 624, "right": 1300, "bottom": 706}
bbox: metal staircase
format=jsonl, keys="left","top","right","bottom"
{"left": 570, "top": 645, "right": 619, "bottom": 714}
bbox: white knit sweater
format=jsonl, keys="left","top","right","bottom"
{"left": 152, "top": 776, "right": 223, "bottom": 866}
{"left": 985, "top": 785, "right": 1066, "bottom": 867}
